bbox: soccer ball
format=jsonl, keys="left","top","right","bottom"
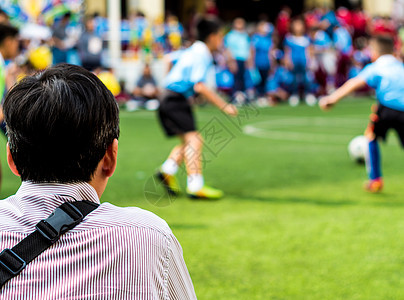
{"left": 348, "top": 135, "right": 369, "bottom": 164}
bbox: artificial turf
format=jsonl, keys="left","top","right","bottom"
{"left": 2, "top": 97, "right": 404, "bottom": 299}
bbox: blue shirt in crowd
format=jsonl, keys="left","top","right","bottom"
{"left": 321, "top": 10, "right": 339, "bottom": 37}
{"left": 164, "top": 41, "right": 213, "bottom": 98}
{"left": 284, "top": 35, "right": 310, "bottom": 66}
{"left": 266, "top": 66, "right": 293, "bottom": 93}
{"left": 333, "top": 26, "right": 352, "bottom": 55}
{"left": 358, "top": 55, "right": 404, "bottom": 112}
{"left": 224, "top": 30, "right": 250, "bottom": 61}
{"left": 312, "top": 30, "right": 332, "bottom": 50}
{"left": 251, "top": 33, "right": 272, "bottom": 70}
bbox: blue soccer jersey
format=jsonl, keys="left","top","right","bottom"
{"left": 358, "top": 55, "right": 404, "bottom": 112}
{"left": 252, "top": 33, "right": 272, "bottom": 69}
{"left": 333, "top": 27, "right": 352, "bottom": 55}
{"left": 266, "top": 66, "right": 293, "bottom": 93}
{"left": 224, "top": 30, "right": 250, "bottom": 61}
{"left": 164, "top": 41, "right": 213, "bottom": 98}
{"left": 284, "top": 34, "right": 310, "bottom": 66}
{"left": 312, "top": 30, "right": 332, "bottom": 50}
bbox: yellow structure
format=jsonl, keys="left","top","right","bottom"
{"left": 85, "top": 0, "right": 107, "bottom": 16}
{"left": 84, "top": 0, "right": 164, "bottom": 19}
{"left": 363, "top": 0, "right": 394, "bottom": 16}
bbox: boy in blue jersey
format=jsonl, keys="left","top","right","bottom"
{"left": 320, "top": 36, "right": 404, "bottom": 192}
{"left": 284, "top": 18, "right": 317, "bottom": 106}
{"left": 251, "top": 21, "right": 274, "bottom": 97}
{"left": 224, "top": 18, "right": 251, "bottom": 102}
{"left": 266, "top": 50, "right": 294, "bottom": 104}
{"left": 156, "top": 18, "right": 238, "bottom": 200}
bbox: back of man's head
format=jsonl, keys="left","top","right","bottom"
{"left": 4, "top": 64, "right": 120, "bottom": 183}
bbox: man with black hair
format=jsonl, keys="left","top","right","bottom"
{"left": 156, "top": 18, "right": 238, "bottom": 200}
{"left": 0, "top": 64, "right": 196, "bottom": 298}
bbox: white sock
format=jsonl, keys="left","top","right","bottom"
{"left": 187, "top": 174, "right": 204, "bottom": 193}
{"left": 161, "top": 159, "right": 179, "bottom": 175}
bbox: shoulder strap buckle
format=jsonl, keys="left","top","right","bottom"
{"left": 0, "top": 249, "right": 26, "bottom": 275}
{"left": 35, "top": 202, "right": 83, "bottom": 243}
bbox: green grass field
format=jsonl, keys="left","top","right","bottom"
{"left": 2, "top": 97, "right": 404, "bottom": 299}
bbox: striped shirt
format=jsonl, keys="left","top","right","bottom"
{"left": 0, "top": 181, "right": 197, "bottom": 299}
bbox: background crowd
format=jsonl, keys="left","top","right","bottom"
{"left": 1, "top": 2, "right": 404, "bottom": 109}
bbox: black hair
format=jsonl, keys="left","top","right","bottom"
{"left": 4, "top": 63, "right": 120, "bottom": 183}
{"left": 0, "top": 24, "right": 18, "bottom": 45}
{"left": 372, "top": 35, "right": 394, "bottom": 55}
{"left": 197, "top": 18, "right": 221, "bottom": 42}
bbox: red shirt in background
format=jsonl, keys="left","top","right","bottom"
{"left": 276, "top": 11, "right": 290, "bottom": 40}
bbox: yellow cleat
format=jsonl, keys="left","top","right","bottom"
{"left": 187, "top": 185, "right": 224, "bottom": 200}
{"left": 156, "top": 170, "right": 180, "bottom": 196}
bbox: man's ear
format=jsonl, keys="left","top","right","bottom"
{"left": 6, "top": 143, "right": 20, "bottom": 177}
{"left": 101, "top": 139, "right": 118, "bottom": 178}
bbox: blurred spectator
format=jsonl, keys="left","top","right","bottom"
{"left": 266, "top": 50, "right": 293, "bottom": 105}
{"left": 372, "top": 16, "right": 396, "bottom": 37}
{"left": 251, "top": 21, "right": 274, "bottom": 97}
{"left": 351, "top": 5, "right": 369, "bottom": 38}
{"left": 133, "top": 63, "right": 159, "bottom": 101}
{"left": 77, "top": 16, "right": 103, "bottom": 71}
{"left": 0, "top": 9, "right": 9, "bottom": 24}
{"left": 333, "top": 24, "right": 353, "bottom": 87}
{"left": 336, "top": 7, "right": 352, "bottom": 28}
{"left": 319, "top": 7, "right": 339, "bottom": 38}
{"left": 51, "top": 12, "right": 72, "bottom": 64}
{"left": 224, "top": 18, "right": 251, "bottom": 102}
{"left": 276, "top": 6, "right": 291, "bottom": 44}
{"left": 165, "top": 14, "right": 184, "bottom": 52}
{"left": 205, "top": 0, "right": 219, "bottom": 18}
{"left": 115, "top": 80, "right": 132, "bottom": 106}
{"left": 284, "top": 17, "right": 316, "bottom": 105}
{"left": 309, "top": 26, "right": 334, "bottom": 95}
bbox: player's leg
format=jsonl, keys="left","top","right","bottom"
{"left": 304, "top": 70, "right": 317, "bottom": 106}
{"left": 365, "top": 137, "right": 383, "bottom": 192}
{"left": 289, "top": 67, "right": 300, "bottom": 107}
{"left": 183, "top": 131, "right": 223, "bottom": 199}
{"left": 364, "top": 106, "right": 384, "bottom": 192}
{"left": 163, "top": 144, "right": 185, "bottom": 171}
{"left": 157, "top": 143, "right": 184, "bottom": 195}
{"left": 155, "top": 93, "right": 187, "bottom": 196}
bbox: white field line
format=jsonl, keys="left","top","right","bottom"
{"left": 243, "top": 117, "right": 367, "bottom": 144}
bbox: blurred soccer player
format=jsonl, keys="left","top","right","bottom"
{"left": 156, "top": 18, "right": 238, "bottom": 200}
{"left": 320, "top": 36, "right": 404, "bottom": 193}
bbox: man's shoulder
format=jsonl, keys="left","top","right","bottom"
{"left": 78, "top": 202, "right": 172, "bottom": 238}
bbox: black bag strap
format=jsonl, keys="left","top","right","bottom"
{"left": 0, "top": 200, "right": 99, "bottom": 288}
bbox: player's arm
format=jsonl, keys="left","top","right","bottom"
{"left": 194, "top": 82, "right": 238, "bottom": 116}
{"left": 319, "top": 77, "right": 367, "bottom": 110}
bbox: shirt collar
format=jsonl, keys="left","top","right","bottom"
{"left": 375, "top": 54, "right": 396, "bottom": 64}
{"left": 15, "top": 181, "right": 100, "bottom": 209}
{"left": 192, "top": 40, "right": 213, "bottom": 61}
